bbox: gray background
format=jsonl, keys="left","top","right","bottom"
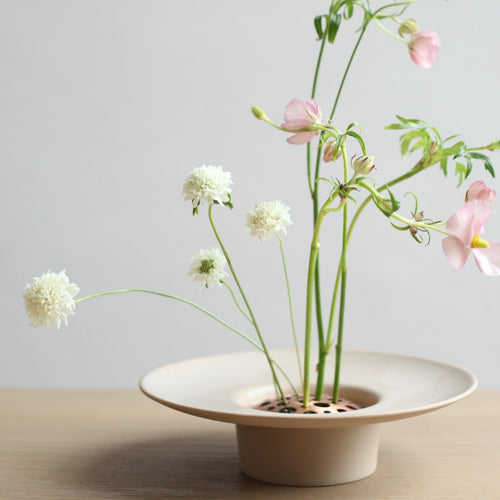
{"left": 2, "top": 0, "right": 499, "bottom": 389}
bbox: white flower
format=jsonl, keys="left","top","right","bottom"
{"left": 188, "top": 248, "right": 228, "bottom": 288}
{"left": 183, "top": 165, "right": 232, "bottom": 211}
{"left": 23, "top": 270, "right": 79, "bottom": 329}
{"left": 246, "top": 201, "right": 293, "bottom": 242}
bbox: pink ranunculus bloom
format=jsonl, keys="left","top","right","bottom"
{"left": 465, "top": 180, "right": 497, "bottom": 204}
{"left": 408, "top": 31, "right": 440, "bottom": 69}
{"left": 281, "top": 98, "right": 322, "bottom": 145}
{"left": 442, "top": 199, "right": 500, "bottom": 276}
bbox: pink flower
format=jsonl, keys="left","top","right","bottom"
{"left": 465, "top": 180, "right": 497, "bottom": 204}
{"left": 442, "top": 200, "right": 500, "bottom": 276}
{"left": 281, "top": 98, "right": 322, "bottom": 145}
{"left": 408, "top": 31, "right": 440, "bottom": 69}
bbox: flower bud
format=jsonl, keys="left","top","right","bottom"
{"left": 251, "top": 105, "right": 268, "bottom": 121}
{"left": 398, "top": 18, "right": 419, "bottom": 37}
{"left": 322, "top": 139, "right": 343, "bottom": 163}
{"left": 351, "top": 155, "right": 375, "bottom": 176}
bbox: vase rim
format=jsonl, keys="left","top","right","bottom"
{"left": 140, "top": 350, "right": 477, "bottom": 429}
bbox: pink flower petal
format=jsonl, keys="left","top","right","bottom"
{"left": 282, "top": 98, "right": 321, "bottom": 130}
{"left": 446, "top": 205, "right": 475, "bottom": 244}
{"left": 466, "top": 199, "right": 494, "bottom": 235}
{"left": 442, "top": 236, "right": 471, "bottom": 269}
{"left": 465, "top": 181, "right": 496, "bottom": 204}
{"left": 473, "top": 242, "right": 500, "bottom": 276}
{"left": 286, "top": 131, "right": 318, "bottom": 145}
{"left": 409, "top": 31, "right": 440, "bottom": 69}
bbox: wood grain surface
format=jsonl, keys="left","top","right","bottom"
{"left": 1, "top": 389, "right": 498, "bottom": 499}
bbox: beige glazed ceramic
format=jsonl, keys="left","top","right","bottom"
{"left": 140, "top": 350, "right": 477, "bottom": 486}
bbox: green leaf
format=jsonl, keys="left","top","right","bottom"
{"left": 468, "top": 152, "right": 496, "bottom": 178}
{"left": 440, "top": 157, "right": 448, "bottom": 177}
{"left": 466, "top": 156, "right": 473, "bottom": 178}
{"left": 454, "top": 162, "right": 466, "bottom": 186}
{"left": 400, "top": 131, "right": 422, "bottom": 156}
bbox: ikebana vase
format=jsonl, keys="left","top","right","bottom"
{"left": 140, "top": 350, "right": 476, "bottom": 486}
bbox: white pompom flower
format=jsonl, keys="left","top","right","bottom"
{"left": 183, "top": 165, "right": 232, "bottom": 212}
{"left": 188, "top": 248, "right": 228, "bottom": 288}
{"left": 23, "top": 270, "right": 80, "bottom": 329}
{"left": 246, "top": 201, "right": 293, "bottom": 242}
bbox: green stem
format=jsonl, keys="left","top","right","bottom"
{"left": 333, "top": 266, "right": 347, "bottom": 402}
{"left": 303, "top": 189, "right": 339, "bottom": 407}
{"left": 276, "top": 234, "right": 303, "bottom": 387}
{"left": 221, "top": 280, "right": 252, "bottom": 323}
{"left": 208, "top": 206, "right": 287, "bottom": 403}
{"left": 328, "top": 24, "right": 368, "bottom": 122}
{"left": 307, "top": 0, "right": 334, "bottom": 195}
{"left": 372, "top": 16, "right": 406, "bottom": 43}
{"left": 318, "top": 145, "right": 350, "bottom": 401}
{"left": 76, "top": 288, "right": 299, "bottom": 397}
{"left": 309, "top": 16, "right": 370, "bottom": 389}
{"left": 347, "top": 163, "right": 430, "bottom": 245}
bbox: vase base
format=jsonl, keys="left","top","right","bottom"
{"left": 236, "top": 423, "right": 381, "bottom": 486}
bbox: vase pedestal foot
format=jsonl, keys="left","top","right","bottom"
{"left": 236, "top": 423, "right": 381, "bottom": 486}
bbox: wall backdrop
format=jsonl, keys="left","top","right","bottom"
{"left": 2, "top": 0, "right": 499, "bottom": 389}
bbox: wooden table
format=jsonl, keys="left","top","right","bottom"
{"left": 1, "top": 389, "right": 498, "bottom": 499}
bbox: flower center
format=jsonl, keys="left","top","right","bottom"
{"left": 471, "top": 235, "right": 489, "bottom": 249}
{"left": 198, "top": 258, "right": 215, "bottom": 275}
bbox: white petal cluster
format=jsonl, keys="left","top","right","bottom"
{"left": 188, "top": 248, "right": 228, "bottom": 288}
{"left": 246, "top": 201, "right": 293, "bottom": 242}
{"left": 183, "top": 165, "right": 232, "bottom": 209}
{"left": 23, "top": 270, "right": 79, "bottom": 329}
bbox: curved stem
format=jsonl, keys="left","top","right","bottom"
{"left": 347, "top": 163, "right": 430, "bottom": 245}
{"left": 276, "top": 234, "right": 303, "bottom": 387}
{"left": 76, "top": 288, "right": 298, "bottom": 396}
{"left": 372, "top": 17, "right": 406, "bottom": 43}
{"left": 221, "top": 280, "right": 252, "bottom": 323}
{"left": 208, "top": 206, "right": 287, "bottom": 402}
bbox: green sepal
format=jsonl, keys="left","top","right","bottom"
{"left": 327, "top": 13, "right": 341, "bottom": 43}
{"left": 373, "top": 189, "right": 400, "bottom": 217}
{"left": 314, "top": 15, "right": 325, "bottom": 39}
{"left": 390, "top": 221, "right": 410, "bottom": 231}
{"left": 223, "top": 193, "right": 234, "bottom": 210}
{"left": 487, "top": 139, "right": 500, "bottom": 150}
{"left": 343, "top": 1, "right": 354, "bottom": 19}
{"left": 345, "top": 130, "right": 367, "bottom": 154}
{"left": 410, "top": 232, "right": 425, "bottom": 244}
